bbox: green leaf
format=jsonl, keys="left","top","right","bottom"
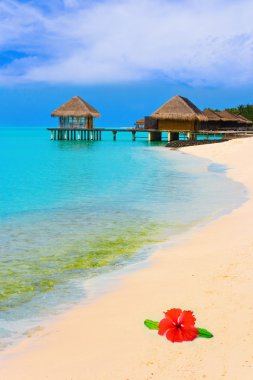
{"left": 144, "top": 319, "right": 159, "bottom": 330}
{"left": 197, "top": 328, "right": 213, "bottom": 338}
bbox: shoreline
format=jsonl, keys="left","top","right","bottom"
{"left": 1, "top": 137, "right": 253, "bottom": 379}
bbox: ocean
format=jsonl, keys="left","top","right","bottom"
{"left": 0, "top": 128, "right": 246, "bottom": 348}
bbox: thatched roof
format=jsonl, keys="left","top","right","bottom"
{"left": 151, "top": 95, "right": 207, "bottom": 121}
{"left": 134, "top": 118, "right": 144, "bottom": 125}
{"left": 204, "top": 109, "right": 252, "bottom": 124}
{"left": 51, "top": 96, "right": 101, "bottom": 117}
{"left": 215, "top": 110, "right": 241, "bottom": 122}
{"left": 235, "top": 114, "right": 252, "bottom": 124}
{"left": 203, "top": 109, "right": 222, "bottom": 121}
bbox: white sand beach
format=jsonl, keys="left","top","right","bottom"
{"left": 1, "top": 137, "right": 253, "bottom": 380}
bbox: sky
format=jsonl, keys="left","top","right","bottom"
{"left": 0, "top": 0, "right": 253, "bottom": 127}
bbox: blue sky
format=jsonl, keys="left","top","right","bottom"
{"left": 0, "top": 0, "right": 253, "bottom": 127}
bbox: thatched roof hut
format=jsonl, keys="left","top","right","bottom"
{"left": 151, "top": 95, "right": 207, "bottom": 122}
{"left": 51, "top": 96, "right": 100, "bottom": 129}
{"left": 202, "top": 109, "right": 253, "bottom": 131}
{"left": 134, "top": 118, "right": 144, "bottom": 128}
{"left": 203, "top": 109, "right": 222, "bottom": 121}
{"left": 203, "top": 109, "right": 253, "bottom": 124}
{"left": 234, "top": 114, "right": 252, "bottom": 124}
{"left": 51, "top": 96, "right": 101, "bottom": 118}
{"left": 135, "top": 118, "right": 144, "bottom": 124}
{"left": 215, "top": 110, "right": 241, "bottom": 122}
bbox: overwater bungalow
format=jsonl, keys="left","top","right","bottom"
{"left": 203, "top": 109, "right": 252, "bottom": 130}
{"left": 149, "top": 95, "right": 207, "bottom": 140}
{"left": 216, "top": 110, "right": 246, "bottom": 129}
{"left": 217, "top": 110, "right": 252, "bottom": 128}
{"left": 134, "top": 118, "right": 145, "bottom": 128}
{"left": 51, "top": 96, "right": 101, "bottom": 129}
{"left": 48, "top": 95, "right": 252, "bottom": 142}
{"left": 236, "top": 114, "right": 253, "bottom": 125}
{"left": 202, "top": 109, "right": 223, "bottom": 130}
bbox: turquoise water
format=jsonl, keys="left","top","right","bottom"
{"left": 0, "top": 128, "right": 246, "bottom": 348}
{"left": 178, "top": 132, "right": 223, "bottom": 140}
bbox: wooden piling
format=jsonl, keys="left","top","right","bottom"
{"left": 48, "top": 127, "right": 253, "bottom": 143}
{"left": 167, "top": 132, "right": 179, "bottom": 142}
{"left": 148, "top": 131, "right": 162, "bottom": 141}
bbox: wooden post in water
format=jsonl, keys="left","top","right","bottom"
{"left": 167, "top": 132, "right": 179, "bottom": 142}
{"left": 148, "top": 131, "right": 162, "bottom": 141}
{"left": 132, "top": 131, "right": 136, "bottom": 141}
{"left": 113, "top": 130, "right": 117, "bottom": 141}
{"left": 187, "top": 132, "right": 195, "bottom": 140}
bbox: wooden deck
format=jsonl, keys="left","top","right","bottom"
{"left": 47, "top": 127, "right": 253, "bottom": 142}
{"left": 47, "top": 128, "right": 161, "bottom": 141}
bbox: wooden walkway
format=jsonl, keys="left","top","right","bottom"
{"left": 47, "top": 128, "right": 160, "bottom": 141}
{"left": 47, "top": 127, "right": 253, "bottom": 142}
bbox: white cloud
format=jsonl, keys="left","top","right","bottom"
{"left": 0, "top": 0, "right": 253, "bottom": 86}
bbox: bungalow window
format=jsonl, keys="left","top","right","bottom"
{"left": 79, "top": 117, "right": 85, "bottom": 127}
{"left": 73, "top": 117, "right": 78, "bottom": 127}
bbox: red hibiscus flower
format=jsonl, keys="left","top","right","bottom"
{"left": 158, "top": 308, "right": 199, "bottom": 343}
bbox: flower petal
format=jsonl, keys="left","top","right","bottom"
{"left": 180, "top": 310, "right": 196, "bottom": 326}
{"left": 158, "top": 318, "right": 172, "bottom": 336}
{"left": 164, "top": 308, "right": 182, "bottom": 324}
{"left": 181, "top": 326, "right": 199, "bottom": 341}
{"left": 166, "top": 326, "right": 198, "bottom": 342}
{"left": 165, "top": 327, "right": 184, "bottom": 343}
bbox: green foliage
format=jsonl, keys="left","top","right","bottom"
{"left": 144, "top": 319, "right": 159, "bottom": 330}
{"left": 197, "top": 328, "right": 213, "bottom": 338}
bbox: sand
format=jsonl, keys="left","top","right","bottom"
{"left": 1, "top": 137, "right": 253, "bottom": 380}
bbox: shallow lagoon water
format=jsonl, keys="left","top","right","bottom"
{"left": 0, "top": 128, "right": 246, "bottom": 347}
